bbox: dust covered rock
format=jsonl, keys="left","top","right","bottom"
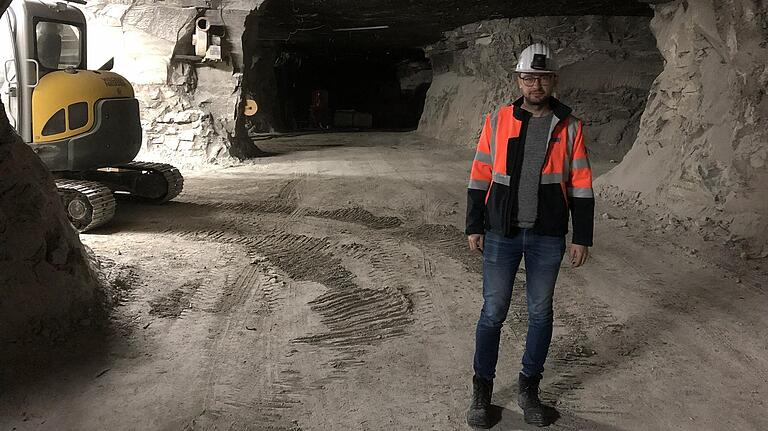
{"left": 418, "top": 16, "right": 662, "bottom": 162}
{"left": 0, "top": 103, "right": 101, "bottom": 342}
{"left": 596, "top": 0, "right": 768, "bottom": 254}
{"left": 81, "top": 0, "right": 257, "bottom": 166}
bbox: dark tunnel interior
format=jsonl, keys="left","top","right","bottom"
{"left": 273, "top": 48, "right": 431, "bottom": 131}
{"left": 241, "top": 0, "right": 652, "bottom": 134}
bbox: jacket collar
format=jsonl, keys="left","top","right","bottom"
{"left": 511, "top": 96, "right": 572, "bottom": 121}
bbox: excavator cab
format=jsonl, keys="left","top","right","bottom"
{"left": 0, "top": 0, "right": 183, "bottom": 231}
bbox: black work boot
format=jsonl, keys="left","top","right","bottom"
{"left": 466, "top": 375, "right": 493, "bottom": 429}
{"left": 518, "top": 372, "right": 547, "bottom": 427}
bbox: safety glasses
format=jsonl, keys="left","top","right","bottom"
{"left": 518, "top": 74, "right": 555, "bottom": 87}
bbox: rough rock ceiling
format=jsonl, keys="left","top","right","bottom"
{"left": 254, "top": 0, "right": 653, "bottom": 51}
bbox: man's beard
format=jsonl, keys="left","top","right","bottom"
{"left": 524, "top": 94, "right": 549, "bottom": 106}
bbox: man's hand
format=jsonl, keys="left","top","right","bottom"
{"left": 569, "top": 244, "right": 589, "bottom": 267}
{"left": 468, "top": 234, "right": 484, "bottom": 253}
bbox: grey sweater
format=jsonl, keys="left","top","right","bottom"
{"left": 516, "top": 113, "right": 553, "bottom": 228}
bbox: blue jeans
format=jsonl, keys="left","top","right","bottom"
{"left": 473, "top": 229, "right": 566, "bottom": 380}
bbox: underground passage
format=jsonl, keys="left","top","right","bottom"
{"left": 1, "top": 0, "right": 767, "bottom": 429}
{"left": 269, "top": 48, "right": 431, "bottom": 131}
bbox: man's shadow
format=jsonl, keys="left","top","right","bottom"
{"left": 477, "top": 404, "right": 624, "bottom": 430}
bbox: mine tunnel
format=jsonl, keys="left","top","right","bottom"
{"left": 243, "top": 0, "right": 440, "bottom": 132}
{"left": 270, "top": 48, "right": 431, "bottom": 131}
{"left": 2, "top": 0, "right": 768, "bottom": 429}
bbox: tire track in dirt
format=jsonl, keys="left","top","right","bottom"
{"left": 156, "top": 179, "right": 490, "bottom": 421}
{"left": 182, "top": 177, "right": 302, "bottom": 218}
{"left": 245, "top": 233, "right": 415, "bottom": 356}
{"left": 413, "top": 250, "right": 450, "bottom": 332}
{"left": 335, "top": 237, "right": 445, "bottom": 335}
{"left": 180, "top": 254, "right": 239, "bottom": 315}
{"left": 365, "top": 238, "right": 408, "bottom": 288}
{"left": 191, "top": 228, "right": 415, "bottom": 418}
{"left": 306, "top": 207, "right": 403, "bottom": 229}
{"left": 294, "top": 286, "right": 412, "bottom": 347}
{"left": 189, "top": 263, "right": 301, "bottom": 430}
{"left": 366, "top": 223, "right": 483, "bottom": 335}
{"left": 148, "top": 279, "right": 201, "bottom": 318}
{"left": 157, "top": 198, "right": 471, "bottom": 362}
{"left": 251, "top": 234, "right": 358, "bottom": 290}
{"left": 185, "top": 179, "right": 403, "bottom": 231}
{"left": 161, "top": 223, "right": 416, "bottom": 374}
{"left": 543, "top": 277, "right": 624, "bottom": 416}
{"left": 399, "top": 223, "right": 483, "bottom": 274}
{"left": 391, "top": 223, "right": 488, "bottom": 333}
{"left": 211, "top": 265, "right": 260, "bottom": 313}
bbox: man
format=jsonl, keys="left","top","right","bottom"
{"left": 465, "top": 43, "right": 594, "bottom": 428}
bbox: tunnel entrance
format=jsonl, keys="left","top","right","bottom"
{"left": 274, "top": 48, "right": 431, "bottom": 131}
{"left": 239, "top": 0, "right": 437, "bottom": 136}
{"left": 227, "top": 0, "right": 658, "bottom": 157}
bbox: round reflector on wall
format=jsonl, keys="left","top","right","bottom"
{"left": 244, "top": 99, "right": 258, "bottom": 116}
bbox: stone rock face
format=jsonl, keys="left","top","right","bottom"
{"left": 418, "top": 16, "right": 662, "bottom": 162}
{"left": 0, "top": 103, "right": 100, "bottom": 341}
{"left": 134, "top": 66, "right": 241, "bottom": 168}
{"left": 596, "top": 0, "right": 768, "bottom": 253}
{"left": 82, "top": 0, "right": 259, "bottom": 165}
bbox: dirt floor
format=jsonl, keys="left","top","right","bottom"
{"left": 1, "top": 132, "right": 767, "bottom": 430}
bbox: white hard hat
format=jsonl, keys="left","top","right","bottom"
{"left": 515, "top": 43, "right": 559, "bottom": 74}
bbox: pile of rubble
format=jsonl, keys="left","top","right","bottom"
{"left": 0, "top": 104, "right": 101, "bottom": 342}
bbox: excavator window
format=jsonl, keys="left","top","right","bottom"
{"left": 42, "top": 108, "right": 65, "bottom": 136}
{"left": 35, "top": 21, "right": 81, "bottom": 70}
{"left": 68, "top": 102, "right": 87, "bottom": 129}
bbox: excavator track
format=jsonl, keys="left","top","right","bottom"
{"left": 55, "top": 179, "right": 116, "bottom": 232}
{"left": 114, "top": 161, "right": 184, "bottom": 203}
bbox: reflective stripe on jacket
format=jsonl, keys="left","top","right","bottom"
{"left": 466, "top": 96, "right": 595, "bottom": 246}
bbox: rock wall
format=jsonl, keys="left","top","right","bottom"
{"left": 596, "top": 0, "right": 768, "bottom": 255}
{"left": 418, "top": 16, "right": 662, "bottom": 162}
{"left": 134, "top": 66, "right": 241, "bottom": 169}
{"left": 0, "top": 102, "right": 101, "bottom": 342}
{"left": 238, "top": 11, "right": 282, "bottom": 137}
{"left": 82, "top": 0, "right": 264, "bottom": 165}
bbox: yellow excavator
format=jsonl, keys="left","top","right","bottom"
{"left": 0, "top": 0, "right": 183, "bottom": 231}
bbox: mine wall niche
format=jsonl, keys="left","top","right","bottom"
{"left": 597, "top": 0, "right": 768, "bottom": 256}
{"left": 82, "top": 0, "right": 263, "bottom": 167}
{"left": 417, "top": 15, "right": 663, "bottom": 164}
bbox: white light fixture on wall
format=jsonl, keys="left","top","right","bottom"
{"left": 192, "top": 16, "right": 223, "bottom": 61}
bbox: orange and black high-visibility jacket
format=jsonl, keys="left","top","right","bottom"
{"left": 466, "top": 97, "right": 595, "bottom": 246}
